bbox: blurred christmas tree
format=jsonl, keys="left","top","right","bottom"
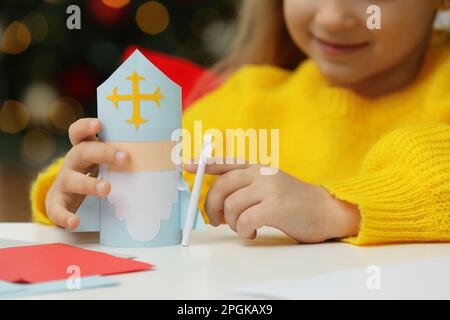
{"left": 0, "top": 0, "right": 237, "bottom": 221}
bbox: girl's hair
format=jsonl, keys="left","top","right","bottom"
{"left": 214, "top": 1, "right": 450, "bottom": 77}
{"left": 215, "top": 0, "right": 305, "bottom": 77}
{"left": 186, "top": 0, "right": 305, "bottom": 105}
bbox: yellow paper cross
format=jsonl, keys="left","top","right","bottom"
{"left": 107, "top": 71, "right": 165, "bottom": 129}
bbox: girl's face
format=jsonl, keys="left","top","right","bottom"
{"left": 283, "top": 0, "right": 440, "bottom": 91}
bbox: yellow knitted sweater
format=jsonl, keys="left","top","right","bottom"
{"left": 31, "top": 44, "right": 450, "bottom": 246}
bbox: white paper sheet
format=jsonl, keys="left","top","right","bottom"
{"left": 236, "top": 255, "right": 450, "bottom": 300}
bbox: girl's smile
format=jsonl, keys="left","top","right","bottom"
{"left": 284, "top": 0, "right": 440, "bottom": 97}
{"left": 311, "top": 33, "right": 370, "bottom": 60}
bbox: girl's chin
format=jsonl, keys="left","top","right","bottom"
{"left": 317, "top": 64, "right": 368, "bottom": 88}
{"left": 325, "top": 77, "right": 361, "bottom": 88}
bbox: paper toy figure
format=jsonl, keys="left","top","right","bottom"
{"left": 73, "top": 49, "right": 205, "bottom": 247}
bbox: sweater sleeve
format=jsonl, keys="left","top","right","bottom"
{"left": 320, "top": 123, "right": 450, "bottom": 245}
{"left": 30, "top": 157, "right": 64, "bottom": 225}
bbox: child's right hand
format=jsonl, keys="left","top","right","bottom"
{"left": 45, "top": 118, "right": 129, "bottom": 229}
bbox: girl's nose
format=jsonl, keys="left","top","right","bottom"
{"left": 314, "top": 0, "right": 359, "bottom": 32}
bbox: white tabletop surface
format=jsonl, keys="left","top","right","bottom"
{"left": 1, "top": 222, "right": 450, "bottom": 299}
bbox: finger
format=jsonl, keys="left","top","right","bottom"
{"left": 67, "top": 141, "right": 128, "bottom": 170}
{"left": 236, "top": 203, "right": 269, "bottom": 240}
{"left": 184, "top": 158, "right": 251, "bottom": 175}
{"left": 69, "top": 118, "right": 101, "bottom": 145}
{"left": 204, "top": 168, "right": 254, "bottom": 226}
{"left": 223, "top": 185, "right": 262, "bottom": 232}
{"left": 47, "top": 202, "right": 79, "bottom": 229}
{"left": 60, "top": 170, "right": 111, "bottom": 197}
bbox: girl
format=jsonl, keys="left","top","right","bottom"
{"left": 32, "top": 0, "right": 450, "bottom": 245}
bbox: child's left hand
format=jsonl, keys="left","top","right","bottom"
{"left": 184, "top": 162, "right": 361, "bottom": 243}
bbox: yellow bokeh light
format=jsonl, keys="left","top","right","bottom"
{"left": 136, "top": 1, "right": 170, "bottom": 35}
{"left": 0, "top": 100, "right": 29, "bottom": 134}
{"left": 21, "top": 129, "right": 55, "bottom": 163}
{"left": 102, "top": 0, "right": 130, "bottom": 9}
{"left": 24, "top": 83, "right": 57, "bottom": 125}
{"left": 50, "top": 97, "right": 84, "bottom": 130}
{"left": 0, "top": 21, "right": 31, "bottom": 55}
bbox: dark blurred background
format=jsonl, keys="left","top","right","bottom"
{"left": 0, "top": 0, "right": 237, "bottom": 221}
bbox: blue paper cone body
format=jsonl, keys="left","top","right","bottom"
{"left": 97, "top": 50, "right": 182, "bottom": 247}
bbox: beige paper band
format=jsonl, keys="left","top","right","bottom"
{"left": 106, "top": 141, "right": 177, "bottom": 172}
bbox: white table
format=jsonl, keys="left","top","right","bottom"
{"left": 1, "top": 222, "right": 450, "bottom": 299}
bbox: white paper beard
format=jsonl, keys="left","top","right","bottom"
{"left": 106, "top": 171, "right": 178, "bottom": 242}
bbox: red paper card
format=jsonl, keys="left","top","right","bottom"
{"left": 0, "top": 243, "right": 153, "bottom": 283}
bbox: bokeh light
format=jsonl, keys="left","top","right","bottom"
{"left": 0, "top": 100, "right": 29, "bottom": 134}
{"left": 102, "top": 0, "right": 130, "bottom": 9}
{"left": 202, "top": 20, "right": 232, "bottom": 57}
{"left": 435, "top": 10, "right": 450, "bottom": 30}
{"left": 136, "top": 1, "right": 170, "bottom": 35}
{"left": 23, "top": 83, "right": 57, "bottom": 125}
{"left": 89, "top": 0, "right": 129, "bottom": 26}
{"left": 49, "top": 97, "right": 84, "bottom": 131}
{"left": 0, "top": 21, "right": 31, "bottom": 55}
{"left": 20, "top": 129, "right": 55, "bottom": 164}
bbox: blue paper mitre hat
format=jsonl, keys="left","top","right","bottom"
{"left": 97, "top": 49, "right": 181, "bottom": 142}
